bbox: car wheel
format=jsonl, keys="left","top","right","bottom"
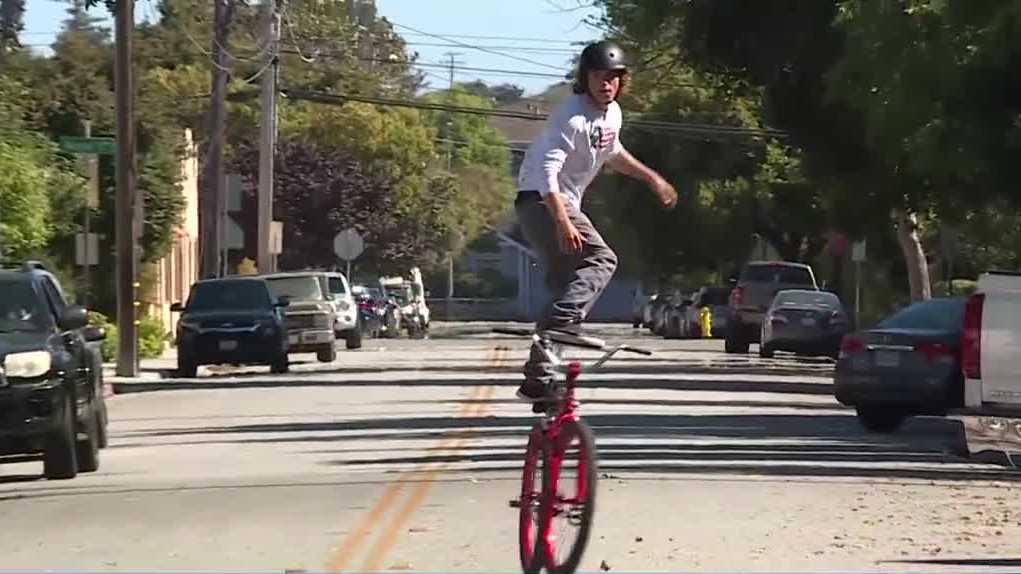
{"left": 759, "top": 343, "right": 775, "bottom": 359}
{"left": 177, "top": 353, "right": 198, "bottom": 378}
{"left": 44, "top": 392, "right": 78, "bottom": 480}
{"left": 317, "top": 344, "right": 337, "bottom": 363}
{"left": 346, "top": 328, "right": 363, "bottom": 350}
{"left": 725, "top": 330, "right": 749, "bottom": 354}
{"left": 856, "top": 406, "right": 907, "bottom": 433}
{"left": 76, "top": 403, "right": 101, "bottom": 473}
{"left": 270, "top": 353, "right": 289, "bottom": 374}
{"left": 90, "top": 352, "right": 109, "bottom": 449}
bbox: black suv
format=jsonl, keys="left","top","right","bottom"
{"left": 0, "top": 262, "right": 108, "bottom": 480}
{"left": 172, "top": 277, "right": 291, "bottom": 377}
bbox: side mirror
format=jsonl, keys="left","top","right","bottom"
{"left": 275, "top": 296, "right": 291, "bottom": 308}
{"left": 728, "top": 277, "right": 738, "bottom": 286}
{"left": 59, "top": 305, "right": 89, "bottom": 331}
{"left": 82, "top": 325, "right": 106, "bottom": 342}
{"left": 170, "top": 302, "right": 184, "bottom": 313}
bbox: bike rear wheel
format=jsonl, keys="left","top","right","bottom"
{"left": 519, "top": 426, "right": 546, "bottom": 574}
{"left": 541, "top": 419, "right": 598, "bottom": 574}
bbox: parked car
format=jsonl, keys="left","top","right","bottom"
{"left": 352, "top": 284, "right": 384, "bottom": 338}
{"left": 663, "top": 294, "right": 694, "bottom": 339}
{"left": 380, "top": 268, "right": 430, "bottom": 339}
{"left": 681, "top": 286, "right": 731, "bottom": 338}
{"left": 173, "top": 277, "right": 290, "bottom": 377}
{"left": 725, "top": 261, "right": 819, "bottom": 354}
{"left": 834, "top": 296, "right": 966, "bottom": 433}
{"left": 264, "top": 272, "right": 338, "bottom": 363}
{"left": 961, "top": 272, "right": 1021, "bottom": 416}
{"left": 641, "top": 293, "right": 661, "bottom": 329}
{"left": 759, "top": 289, "right": 849, "bottom": 358}
{"left": 0, "top": 262, "right": 108, "bottom": 480}
{"left": 323, "top": 271, "right": 362, "bottom": 350}
{"left": 632, "top": 286, "right": 649, "bottom": 328}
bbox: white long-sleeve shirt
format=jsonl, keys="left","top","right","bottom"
{"left": 516, "top": 93, "right": 625, "bottom": 210}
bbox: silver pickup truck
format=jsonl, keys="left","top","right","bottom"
{"left": 263, "top": 272, "right": 337, "bottom": 363}
{"left": 725, "top": 261, "right": 819, "bottom": 354}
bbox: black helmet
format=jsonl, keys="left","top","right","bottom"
{"left": 579, "top": 41, "right": 629, "bottom": 72}
{"left": 573, "top": 41, "right": 629, "bottom": 95}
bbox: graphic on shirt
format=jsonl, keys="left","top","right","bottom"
{"left": 589, "top": 125, "right": 617, "bottom": 151}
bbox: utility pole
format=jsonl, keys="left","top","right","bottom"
{"left": 201, "top": 0, "right": 234, "bottom": 279}
{"left": 257, "top": 0, "right": 279, "bottom": 274}
{"left": 114, "top": 0, "right": 137, "bottom": 377}
{"left": 443, "top": 51, "right": 463, "bottom": 172}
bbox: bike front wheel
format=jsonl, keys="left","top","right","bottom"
{"left": 541, "top": 419, "right": 598, "bottom": 574}
{"left": 519, "top": 425, "right": 546, "bottom": 574}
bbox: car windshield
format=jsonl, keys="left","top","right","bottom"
{"left": 327, "top": 276, "right": 347, "bottom": 296}
{"left": 266, "top": 276, "right": 324, "bottom": 301}
{"left": 0, "top": 280, "right": 50, "bottom": 332}
{"left": 702, "top": 288, "right": 730, "bottom": 306}
{"left": 187, "top": 281, "right": 272, "bottom": 311}
{"left": 385, "top": 285, "right": 412, "bottom": 304}
{"left": 743, "top": 264, "right": 814, "bottom": 285}
{"left": 877, "top": 297, "right": 966, "bottom": 332}
{"left": 776, "top": 290, "right": 841, "bottom": 309}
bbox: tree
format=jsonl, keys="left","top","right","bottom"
{"left": 460, "top": 80, "right": 525, "bottom": 106}
{"left": 0, "top": 0, "right": 25, "bottom": 55}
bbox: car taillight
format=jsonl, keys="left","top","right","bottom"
{"left": 915, "top": 342, "right": 954, "bottom": 362}
{"left": 730, "top": 286, "right": 744, "bottom": 308}
{"left": 839, "top": 335, "right": 864, "bottom": 358}
{"left": 962, "top": 293, "right": 985, "bottom": 379}
{"left": 770, "top": 313, "right": 788, "bottom": 325}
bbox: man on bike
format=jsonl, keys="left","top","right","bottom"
{"left": 514, "top": 40, "right": 678, "bottom": 410}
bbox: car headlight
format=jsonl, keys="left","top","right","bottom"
{"left": 4, "top": 351, "right": 52, "bottom": 378}
{"left": 339, "top": 301, "right": 351, "bottom": 311}
{"left": 178, "top": 320, "right": 199, "bottom": 332}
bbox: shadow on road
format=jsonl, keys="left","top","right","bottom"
{"left": 112, "top": 405, "right": 1013, "bottom": 482}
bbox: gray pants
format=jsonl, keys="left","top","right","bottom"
{"left": 516, "top": 193, "right": 618, "bottom": 383}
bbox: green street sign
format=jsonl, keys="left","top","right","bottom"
{"left": 59, "top": 136, "right": 115, "bottom": 155}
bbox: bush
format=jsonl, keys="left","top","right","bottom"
{"left": 138, "top": 315, "right": 166, "bottom": 359}
{"left": 88, "top": 311, "right": 118, "bottom": 363}
{"left": 88, "top": 311, "right": 166, "bottom": 361}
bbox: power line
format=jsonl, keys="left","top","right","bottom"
{"left": 389, "top": 21, "right": 570, "bottom": 73}
{"left": 281, "top": 89, "right": 788, "bottom": 140}
{"left": 404, "top": 41, "right": 578, "bottom": 55}
{"left": 399, "top": 31, "right": 584, "bottom": 45}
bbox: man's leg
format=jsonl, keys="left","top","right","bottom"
{"left": 515, "top": 199, "right": 618, "bottom": 407}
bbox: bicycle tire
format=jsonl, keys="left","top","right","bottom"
{"left": 541, "top": 419, "right": 598, "bottom": 574}
{"left": 519, "top": 425, "right": 546, "bottom": 574}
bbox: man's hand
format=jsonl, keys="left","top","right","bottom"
{"left": 557, "top": 219, "right": 584, "bottom": 254}
{"left": 651, "top": 176, "right": 678, "bottom": 209}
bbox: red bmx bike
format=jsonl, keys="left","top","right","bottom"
{"left": 497, "top": 328, "right": 652, "bottom": 574}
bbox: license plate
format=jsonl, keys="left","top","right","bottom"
{"left": 218, "top": 340, "right": 238, "bottom": 351}
{"left": 875, "top": 350, "right": 901, "bottom": 368}
{"left": 302, "top": 332, "right": 321, "bottom": 344}
{"left": 801, "top": 317, "right": 817, "bottom": 327}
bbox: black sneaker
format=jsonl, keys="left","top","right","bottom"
{"left": 516, "top": 379, "right": 552, "bottom": 414}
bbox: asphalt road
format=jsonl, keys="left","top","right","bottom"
{"left": 2, "top": 323, "right": 1021, "bottom": 572}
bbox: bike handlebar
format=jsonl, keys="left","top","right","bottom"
{"left": 491, "top": 327, "right": 653, "bottom": 366}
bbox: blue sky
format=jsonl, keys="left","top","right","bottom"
{"left": 22, "top": 0, "right": 603, "bottom": 95}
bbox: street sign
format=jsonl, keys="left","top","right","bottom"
{"left": 75, "top": 233, "right": 100, "bottom": 266}
{"left": 852, "top": 239, "right": 867, "bottom": 263}
{"left": 270, "top": 221, "right": 284, "bottom": 255}
{"left": 225, "top": 217, "right": 244, "bottom": 250}
{"left": 59, "top": 136, "right": 115, "bottom": 155}
{"left": 226, "top": 174, "right": 243, "bottom": 212}
{"left": 333, "top": 227, "right": 364, "bottom": 261}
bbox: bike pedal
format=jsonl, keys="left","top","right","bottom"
{"left": 508, "top": 499, "right": 521, "bottom": 508}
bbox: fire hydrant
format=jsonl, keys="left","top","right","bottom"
{"left": 699, "top": 306, "right": 713, "bottom": 338}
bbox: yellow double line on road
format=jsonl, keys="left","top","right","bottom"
{"left": 325, "top": 346, "right": 510, "bottom": 572}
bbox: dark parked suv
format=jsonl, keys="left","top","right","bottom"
{"left": 173, "top": 277, "right": 290, "bottom": 377}
{"left": 0, "top": 262, "right": 108, "bottom": 480}
{"left": 725, "top": 261, "right": 818, "bottom": 354}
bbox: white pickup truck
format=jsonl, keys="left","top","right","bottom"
{"left": 962, "top": 271, "right": 1021, "bottom": 415}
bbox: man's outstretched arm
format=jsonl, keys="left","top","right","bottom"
{"left": 608, "top": 149, "right": 678, "bottom": 209}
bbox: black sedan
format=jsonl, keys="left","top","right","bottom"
{"left": 834, "top": 297, "right": 966, "bottom": 433}
{"left": 759, "top": 290, "right": 849, "bottom": 358}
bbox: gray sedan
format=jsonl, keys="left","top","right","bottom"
{"left": 834, "top": 297, "right": 966, "bottom": 433}
{"left": 759, "top": 290, "right": 849, "bottom": 359}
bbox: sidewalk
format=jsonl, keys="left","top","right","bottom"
{"left": 103, "top": 347, "right": 178, "bottom": 389}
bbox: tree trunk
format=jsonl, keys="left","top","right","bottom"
{"left": 895, "top": 211, "right": 931, "bottom": 301}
